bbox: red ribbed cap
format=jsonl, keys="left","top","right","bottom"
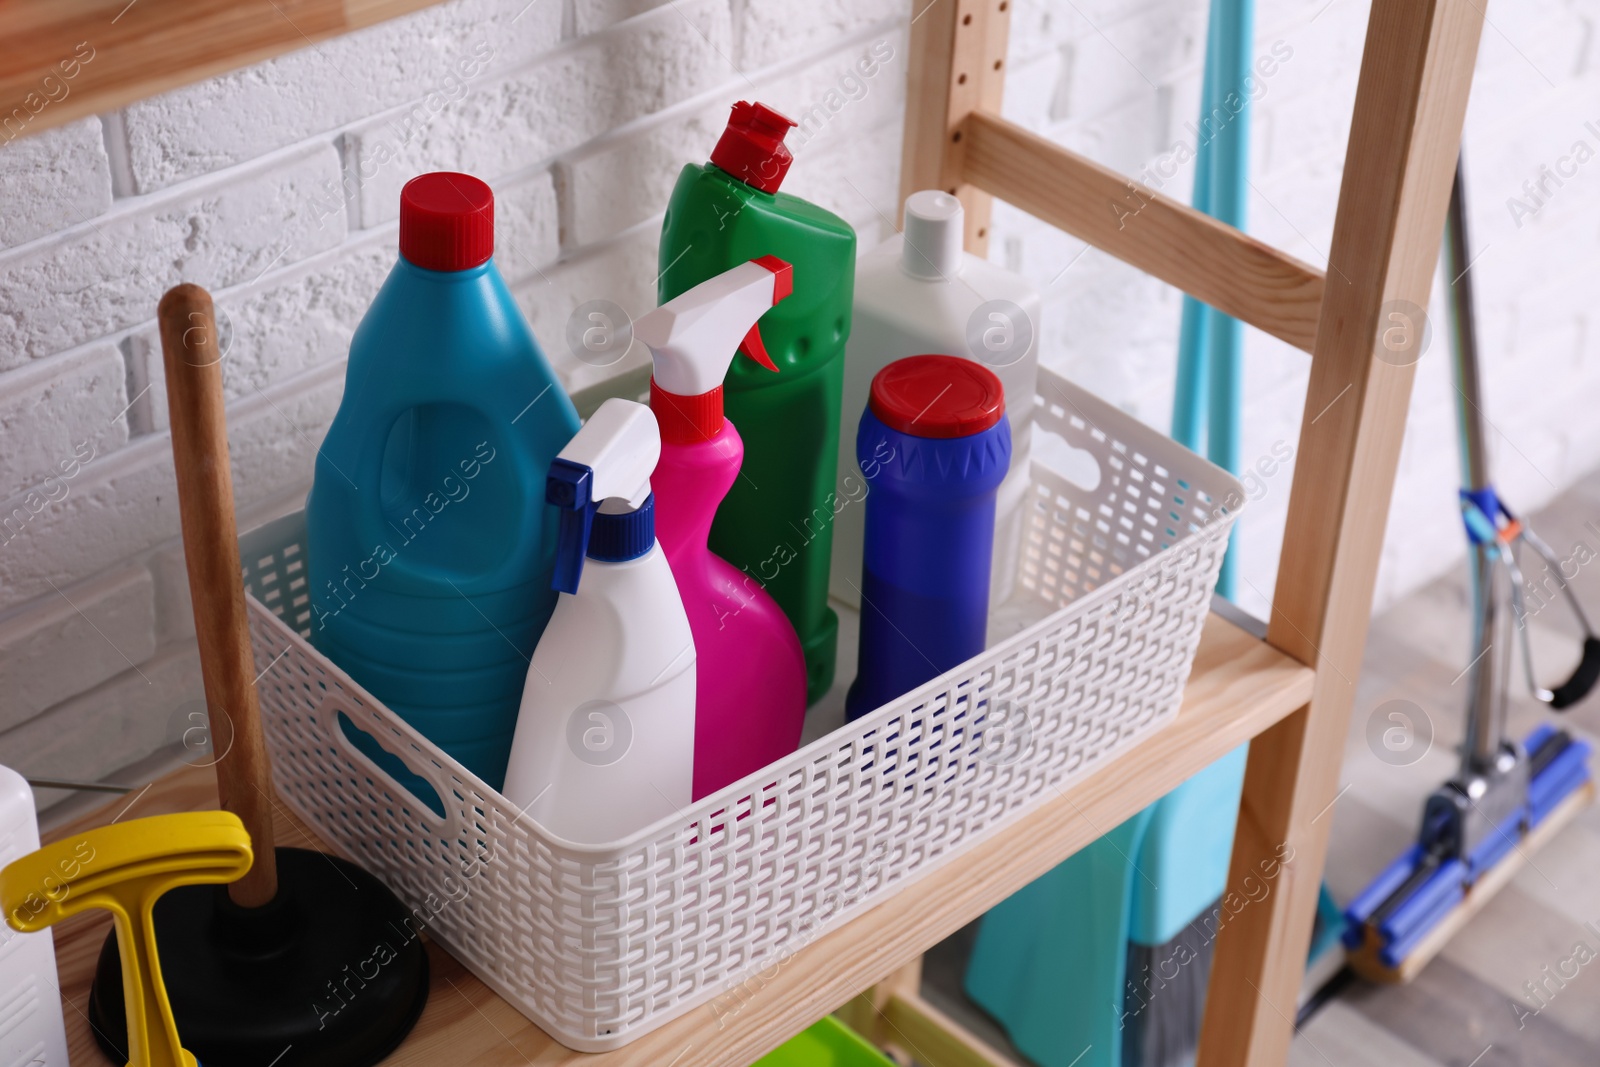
{"left": 710, "top": 102, "right": 796, "bottom": 194}
{"left": 399, "top": 172, "right": 494, "bottom": 271}
{"left": 651, "top": 379, "right": 725, "bottom": 444}
{"left": 870, "top": 355, "right": 1005, "bottom": 439}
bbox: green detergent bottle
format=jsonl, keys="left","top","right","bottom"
{"left": 658, "top": 102, "right": 856, "bottom": 702}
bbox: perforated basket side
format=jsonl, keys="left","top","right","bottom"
{"left": 1021, "top": 373, "right": 1241, "bottom": 609}
{"left": 240, "top": 510, "right": 313, "bottom": 636}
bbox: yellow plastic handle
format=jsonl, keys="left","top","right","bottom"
{"left": 1, "top": 811, "right": 254, "bottom": 1067}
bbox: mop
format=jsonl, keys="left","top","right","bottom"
{"left": 1341, "top": 158, "right": 1600, "bottom": 983}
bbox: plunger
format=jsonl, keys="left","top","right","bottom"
{"left": 88, "top": 284, "right": 430, "bottom": 1065}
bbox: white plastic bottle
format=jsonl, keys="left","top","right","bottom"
{"left": 502, "top": 399, "right": 696, "bottom": 844}
{"left": 830, "top": 190, "right": 1042, "bottom": 608}
{"left": 0, "top": 765, "right": 71, "bottom": 1067}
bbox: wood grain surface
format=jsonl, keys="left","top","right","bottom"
{"left": 0, "top": 0, "right": 443, "bottom": 142}
{"left": 899, "top": 0, "right": 1013, "bottom": 254}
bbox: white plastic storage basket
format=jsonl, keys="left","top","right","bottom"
{"left": 240, "top": 367, "right": 1242, "bottom": 1052}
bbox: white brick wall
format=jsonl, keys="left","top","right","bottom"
{"left": 1, "top": 0, "right": 1596, "bottom": 806}
{"left": 0, "top": 567, "right": 154, "bottom": 733}
{"left": 0, "top": 143, "right": 345, "bottom": 366}
{"left": 0, "top": 342, "right": 127, "bottom": 496}
{"left": 346, "top": 0, "right": 734, "bottom": 228}
{"left": 0, "top": 118, "right": 113, "bottom": 249}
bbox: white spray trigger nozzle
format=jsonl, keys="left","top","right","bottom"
{"left": 636, "top": 257, "right": 793, "bottom": 396}
{"left": 555, "top": 398, "right": 659, "bottom": 508}
{"left": 547, "top": 398, "right": 661, "bottom": 593}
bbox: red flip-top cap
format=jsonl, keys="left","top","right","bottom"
{"left": 869, "top": 355, "right": 1005, "bottom": 439}
{"left": 710, "top": 102, "right": 796, "bottom": 194}
{"left": 400, "top": 172, "right": 494, "bottom": 271}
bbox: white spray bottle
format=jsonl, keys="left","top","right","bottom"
{"left": 502, "top": 398, "right": 696, "bottom": 843}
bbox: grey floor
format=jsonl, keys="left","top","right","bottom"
{"left": 916, "top": 467, "right": 1600, "bottom": 1067}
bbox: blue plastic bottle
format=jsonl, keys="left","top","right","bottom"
{"left": 306, "top": 172, "right": 579, "bottom": 791}
{"left": 845, "top": 355, "right": 1010, "bottom": 721}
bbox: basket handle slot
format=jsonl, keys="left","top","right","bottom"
{"left": 314, "top": 692, "right": 461, "bottom": 840}
{"left": 1032, "top": 429, "right": 1102, "bottom": 492}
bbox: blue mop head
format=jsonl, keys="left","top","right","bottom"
{"left": 1345, "top": 726, "right": 1592, "bottom": 975}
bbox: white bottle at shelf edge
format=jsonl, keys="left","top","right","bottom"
{"left": 831, "top": 190, "right": 1042, "bottom": 609}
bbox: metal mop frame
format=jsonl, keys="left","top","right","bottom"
{"left": 1340, "top": 157, "right": 1600, "bottom": 981}
{"left": 1449, "top": 160, "right": 1600, "bottom": 729}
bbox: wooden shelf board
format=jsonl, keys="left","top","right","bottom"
{"left": 0, "top": 0, "right": 446, "bottom": 142}
{"left": 46, "top": 611, "right": 1312, "bottom": 1066}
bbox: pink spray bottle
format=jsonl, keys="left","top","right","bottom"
{"left": 635, "top": 257, "right": 808, "bottom": 799}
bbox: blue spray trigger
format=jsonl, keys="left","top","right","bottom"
{"left": 548, "top": 459, "right": 596, "bottom": 594}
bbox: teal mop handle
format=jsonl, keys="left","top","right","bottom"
{"left": 1207, "top": 0, "right": 1252, "bottom": 599}
{"left": 1170, "top": 1, "right": 1221, "bottom": 454}
{"left": 1172, "top": 0, "right": 1252, "bottom": 599}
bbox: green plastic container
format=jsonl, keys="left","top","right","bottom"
{"left": 658, "top": 101, "right": 856, "bottom": 702}
{"left": 754, "top": 1017, "right": 895, "bottom": 1067}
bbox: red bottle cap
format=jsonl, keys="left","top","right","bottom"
{"left": 399, "top": 172, "right": 494, "bottom": 271}
{"left": 710, "top": 102, "right": 796, "bottom": 194}
{"left": 869, "top": 355, "right": 1005, "bottom": 439}
{"left": 650, "top": 379, "right": 726, "bottom": 444}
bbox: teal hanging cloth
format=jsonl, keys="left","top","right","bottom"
{"left": 965, "top": 811, "right": 1154, "bottom": 1067}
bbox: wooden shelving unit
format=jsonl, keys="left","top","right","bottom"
{"left": 17, "top": 0, "right": 1489, "bottom": 1064}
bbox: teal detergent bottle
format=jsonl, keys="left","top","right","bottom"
{"left": 658, "top": 102, "right": 856, "bottom": 702}
{"left": 306, "top": 172, "right": 579, "bottom": 792}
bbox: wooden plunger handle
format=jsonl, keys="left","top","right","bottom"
{"left": 157, "top": 283, "right": 278, "bottom": 908}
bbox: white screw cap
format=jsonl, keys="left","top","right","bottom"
{"left": 901, "top": 190, "right": 965, "bottom": 280}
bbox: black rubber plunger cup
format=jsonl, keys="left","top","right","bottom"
{"left": 88, "top": 284, "right": 428, "bottom": 1065}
